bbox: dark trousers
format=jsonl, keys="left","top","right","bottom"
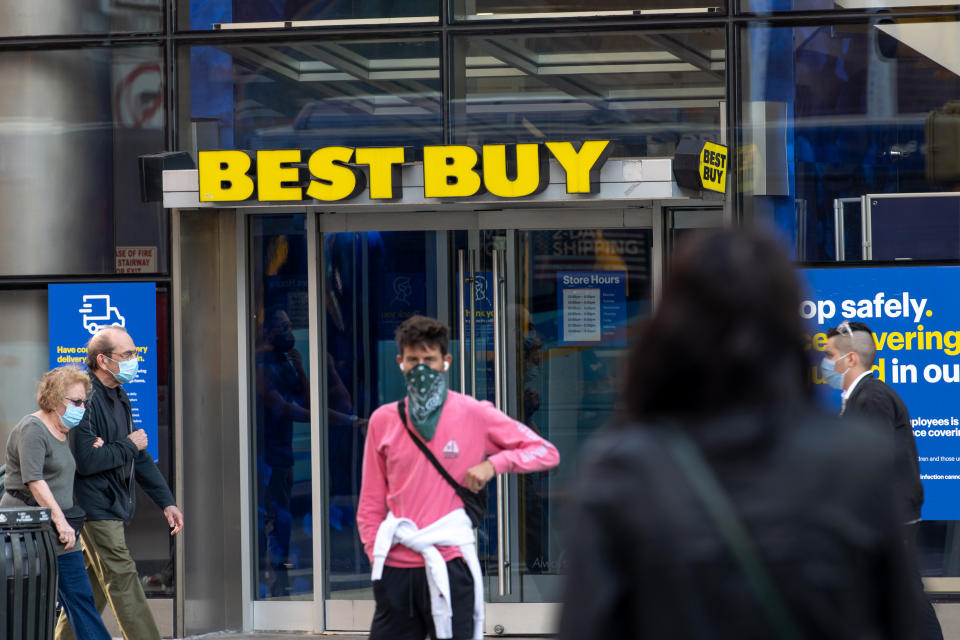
{"left": 904, "top": 523, "right": 944, "bottom": 640}
{"left": 370, "top": 558, "right": 476, "bottom": 640}
{"left": 55, "top": 520, "right": 161, "bottom": 640}
{"left": 56, "top": 550, "right": 111, "bottom": 640}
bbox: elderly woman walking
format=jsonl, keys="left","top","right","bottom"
{"left": 2, "top": 366, "right": 111, "bottom": 640}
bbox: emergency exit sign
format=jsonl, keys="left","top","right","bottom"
{"left": 116, "top": 246, "right": 158, "bottom": 273}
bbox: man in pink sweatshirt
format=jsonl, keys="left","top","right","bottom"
{"left": 358, "top": 315, "right": 560, "bottom": 640}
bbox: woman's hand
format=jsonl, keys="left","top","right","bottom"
{"left": 92, "top": 437, "right": 104, "bottom": 448}
{"left": 54, "top": 517, "right": 76, "bottom": 551}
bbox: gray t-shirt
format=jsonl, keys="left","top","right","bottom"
{"left": 3, "top": 414, "right": 76, "bottom": 510}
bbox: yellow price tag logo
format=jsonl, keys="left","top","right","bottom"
{"left": 698, "top": 142, "right": 728, "bottom": 193}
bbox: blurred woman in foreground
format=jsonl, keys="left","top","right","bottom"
{"left": 559, "top": 228, "right": 918, "bottom": 640}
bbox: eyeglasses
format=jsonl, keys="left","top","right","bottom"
{"left": 64, "top": 397, "right": 87, "bottom": 408}
{"left": 107, "top": 350, "right": 138, "bottom": 362}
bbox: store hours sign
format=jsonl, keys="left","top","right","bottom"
{"left": 557, "top": 271, "right": 627, "bottom": 346}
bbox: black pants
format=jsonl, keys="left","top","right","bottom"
{"left": 904, "top": 523, "right": 944, "bottom": 640}
{"left": 370, "top": 558, "right": 476, "bottom": 640}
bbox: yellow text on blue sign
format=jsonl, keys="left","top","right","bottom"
{"left": 698, "top": 141, "right": 728, "bottom": 193}
{"left": 197, "top": 141, "right": 612, "bottom": 203}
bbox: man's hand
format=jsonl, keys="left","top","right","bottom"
{"left": 464, "top": 460, "right": 496, "bottom": 493}
{"left": 128, "top": 429, "right": 148, "bottom": 451}
{"left": 164, "top": 505, "right": 184, "bottom": 535}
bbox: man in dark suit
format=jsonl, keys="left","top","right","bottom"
{"left": 824, "top": 320, "right": 942, "bottom": 640}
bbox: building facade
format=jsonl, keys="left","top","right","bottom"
{"left": 2, "top": 1, "right": 960, "bottom": 636}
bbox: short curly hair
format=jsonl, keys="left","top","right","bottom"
{"left": 36, "top": 366, "right": 92, "bottom": 412}
{"left": 395, "top": 315, "right": 449, "bottom": 356}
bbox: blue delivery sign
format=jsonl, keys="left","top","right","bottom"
{"left": 801, "top": 266, "right": 960, "bottom": 520}
{"left": 49, "top": 283, "right": 159, "bottom": 461}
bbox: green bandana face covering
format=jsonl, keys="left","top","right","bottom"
{"left": 403, "top": 362, "right": 448, "bottom": 441}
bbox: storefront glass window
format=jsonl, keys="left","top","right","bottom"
{"left": 741, "top": 1, "right": 959, "bottom": 13}
{"left": 0, "top": 287, "right": 175, "bottom": 596}
{"left": 180, "top": 38, "right": 442, "bottom": 152}
{"left": 453, "top": 0, "right": 723, "bottom": 21}
{"left": 250, "top": 215, "right": 313, "bottom": 600}
{"left": 179, "top": 0, "right": 438, "bottom": 31}
{"left": 741, "top": 18, "right": 960, "bottom": 262}
{"left": 0, "top": 45, "right": 167, "bottom": 277}
{"left": 0, "top": 2, "right": 161, "bottom": 37}
{"left": 743, "top": 18, "right": 960, "bottom": 582}
{"left": 451, "top": 30, "right": 725, "bottom": 157}
{"left": 323, "top": 230, "right": 442, "bottom": 598}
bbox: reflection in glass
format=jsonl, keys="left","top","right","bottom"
{"left": 741, "top": 1, "right": 958, "bottom": 13}
{"left": 508, "top": 229, "right": 651, "bottom": 599}
{"left": 741, "top": 19, "right": 960, "bottom": 262}
{"left": 128, "top": 288, "right": 176, "bottom": 597}
{"left": 452, "top": 31, "right": 725, "bottom": 157}
{"left": 181, "top": 0, "right": 437, "bottom": 30}
{"left": 0, "top": 1, "right": 161, "bottom": 37}
{"left": 251, "top": 216, "right": 312, "bottom": 600}
{"left": 0, "top": 291, "right": 49, "bottom": 463}
{"left": 324, "top": 231, "right": 442, "bottom": 598}
{"left": 182, "top": 39, "right": 442, "bottom": 152}
{"left": 455, "top": 0, "right": 721, "bottom": 20}
{"left": 0, "top": 46, "right": 167, "bottom": 276}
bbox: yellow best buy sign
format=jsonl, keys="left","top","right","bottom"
{"left": 698, "top": 141, "right": 728, "bottom": 192}
{"left": 197, "top": 141, "right": 612, "bottom": 203}
{"left": 673, "top": 139, "right": 729, "bottom": 194}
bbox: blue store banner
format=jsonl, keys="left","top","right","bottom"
{"left": 801, "top": 266, "right": 960, "bottom": 520}
{"left": 49, "top": 283, "right": 159, "bottom": 461}
{"left": 557, "top": 271, "right": 627, "bottom": 346}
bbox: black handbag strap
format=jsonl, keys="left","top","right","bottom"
{"left": 398, "top": 399, "right": 468, "bottom": 499}
{"left": 652, "top": 427, "right": 804, "bottom": 640}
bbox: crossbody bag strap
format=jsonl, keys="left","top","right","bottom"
{"left": 652, "top": 427, "right": 804, "bottom": 640}
{"left": 398, "top": 398, "right": 466, "bottom": 497}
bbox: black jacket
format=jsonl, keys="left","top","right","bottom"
{"left": 70, "top": 373, "right": 174, "bottom": 523}
{"left": 559, "top": 410, "right": 918, "bottom": 640}
{"left": 843, "top": 375, "right": 924, "bottom": 523}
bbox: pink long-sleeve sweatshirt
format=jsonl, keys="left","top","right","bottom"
{"left": 357, "top": 390, "right": 560, "bottom": 568}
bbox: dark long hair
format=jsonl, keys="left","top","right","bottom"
{"left": 624, "top": 228, "right": 812, "bottom": 422}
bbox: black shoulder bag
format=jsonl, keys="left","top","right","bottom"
{"left": 651, "top": 427, "right": 804, "bottom": 640}
{"left": 398, "top": 398, "right": 488, "bottom": 527}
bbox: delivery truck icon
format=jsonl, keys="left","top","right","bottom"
{"left": 79, "top": 295, "right": 126, "bottom": 335}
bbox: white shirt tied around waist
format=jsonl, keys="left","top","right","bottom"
{"left": 372, "top": 508, "right": 483, "bottom": 640}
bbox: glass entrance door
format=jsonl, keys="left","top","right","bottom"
{"left": 320, "top": 214, "right": 653, "bottom": 633}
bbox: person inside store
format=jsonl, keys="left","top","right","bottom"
{"left": 559, "top": 228, "right": 921, "bottom": 639}
{"left": 1, "top": 365, "right": 112, "bottom": 640}
{"left": 357, "top": 315, "right": 560, "bottom": 640}
{"left": 55, "top": 326, "right": 184, "bottom": 640}
{"left": 824, "top": 320, "right": 943, "bottom": 640}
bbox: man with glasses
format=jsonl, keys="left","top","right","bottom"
{"left": 824, "top": 320, "right": 941, "bottom": 640}
{"left": 55, "top": 326, "right": 184, "bottom": 640}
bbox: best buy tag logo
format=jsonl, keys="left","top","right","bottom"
{"left": 698, "top": 142, "right": 728, "bottom": 193}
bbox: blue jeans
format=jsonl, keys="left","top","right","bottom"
{"left": 57, "top": 550, "right": 111, "bottom": 640}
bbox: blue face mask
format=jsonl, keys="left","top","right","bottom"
{"left": 820, "top": 353, "right": 850, "bottom": 390}
{"left": 60, "top": 403, "right": 85, "bottom": 429}
{"left": 109, "top": 356, "right": 139, "bottom": 384}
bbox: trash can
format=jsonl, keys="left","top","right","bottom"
{"left": 0, "top": 507, "right": 58, "bottom": 640}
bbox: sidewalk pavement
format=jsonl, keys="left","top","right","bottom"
{"left": 180, "top": 635, "right": 552, "bottom": 639}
